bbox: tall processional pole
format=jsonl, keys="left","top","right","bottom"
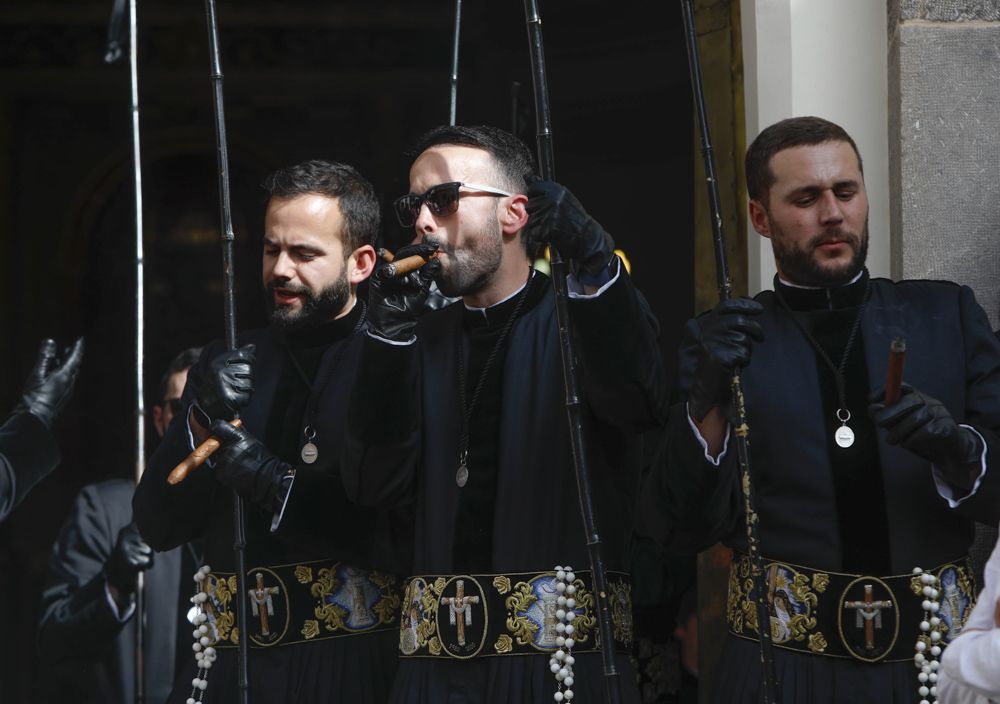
{"left": 679, "top": 2, "right": 779, "bottom": 701}
{"left": 202, "top": 2, "right": 251, "bottom": 701}
{"left": 104, "top": 0, "right": 147, "bottom": 699}
{"left": 449, "top": 0, "right": 462, "bottom": 126}
{"left": 521, "top": 2, "right": 621, "bottom": 702}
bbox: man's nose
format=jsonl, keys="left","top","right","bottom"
{"left": 269, "top": 251, "right": 295, "bottom": 280}
{"left": 413, "top": 202, "right": 437, "bottom": 237}
{"left": 817, "top": 191, "right": 844, "bottom": 224}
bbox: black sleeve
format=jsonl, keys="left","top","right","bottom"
{"left": 133, "top": 344, "right": 221, "bottom": 550}
{"left": 0, "top": 410, "right": 62, "bottom": 522}
{"left": 943, "top": 285, "right": 1000, "bottom": 523}
{"left": 37, "top": 485, "right": 129, "bottom": 661}
{"left": 568, "top": 260, "right": 669, "bottom": 432}
{"left": 341, "top": 336, "right": 421, "bottom": 508}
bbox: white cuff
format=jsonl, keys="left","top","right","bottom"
{"left": 366, "top": 331, "right": 416, "bottom": 346}
{"left": 104, "top": 581, "right": 135, "bottom": 623}
{"left": 567, "top": 258, "right": 621, "bottom": 299}
{"left": 686, "top": 403, "right": 730, "bottom": 466}
{"left": 932, "top": 425, "right": 988, "bottom": 507}
{"left": 270, "top": 473, "right": 296, "bottom": 532}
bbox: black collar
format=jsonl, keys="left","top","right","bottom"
{"left": 773, "top": 269, "right": 869, "bottom": 312}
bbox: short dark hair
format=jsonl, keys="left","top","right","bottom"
{"left": 745, "top": 116, "right": 864, "bottom": 205}
{"left": 262, "top": 160, "right": 380, "bottom": 253}
{"left": 409, "top": 125, "right": 537, "bottom": 193}
{"left": 158, "top": 346, "right": 202, "bottom": 402}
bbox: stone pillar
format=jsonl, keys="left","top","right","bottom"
{"left": 889, "top": 1, "right": 1000, "bottom": 326}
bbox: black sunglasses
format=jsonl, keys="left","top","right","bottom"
{"left": 393, "top": 181, "right": 513, "bottom": 228}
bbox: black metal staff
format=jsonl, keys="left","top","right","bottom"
{"left": 449, "top": 0, "right": 462, "bottom": 126}
{"left": 521, "top": 2, "right": 620, "bottom": 702}
{"left": 679, "top": 2, "right": 779, "bottom": 701}
{"left": 203, "top": 2, "right": 251, "bottom": 701}
{"left": 104, "top": 0, "right": 146, "bottom": 700}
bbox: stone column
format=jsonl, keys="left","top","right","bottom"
{"left": 889, "top": 1, "right": 1000, "bottom": 327}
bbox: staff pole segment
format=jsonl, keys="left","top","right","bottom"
{"left": 103, "top": 0, "right": 146, "bottom": 697}
{"left": 521, "top": 2, "right": 620, "bottom": 702}
{"left": 203, "top": 1, "right": 250, "bottom": 701}
{"left": 679, "top": 2, "right": 779, "bottom": 701}
{"left": 449, "top": 0, "right": 462, "bottom": 125}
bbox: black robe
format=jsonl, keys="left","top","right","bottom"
{"left": 134, "top": 306, "right": 409, "bottom": 704}
{"left": 644, "top": 273, "right": 1000, "bottom": 703}
{"left": 0, "top": 410, "right": 61, "bottom": 522}
{"left": 344, "top": 267, "right": 667, "bottom": 704}
{"left": 38, "top": 479, "right": 184, "bottom": 704}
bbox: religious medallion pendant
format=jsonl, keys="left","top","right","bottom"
{"left": 456, "top": 448, "right": 469, "bottom": 487}
{"left": 301, "top": 426, "right": 319, "bottom": 464}
{"left": 835, "top": 408, "right": 855, "bottom": 449}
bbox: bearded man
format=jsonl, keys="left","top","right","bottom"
{"left": 134, "top": 160, "right": 408, "bottom": 703}
{"left": 644, "top": 116, "right": 1000, "bottom": 703}
{"left": 343, "top": 125, "right": 667, "bottom": 703}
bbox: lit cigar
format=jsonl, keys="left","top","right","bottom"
{"left": 167, "top": 418, "right": 242, "bottom": 485}
{"left": 376, "top": 251, "right": 440, "bottom": 281}
{"left": 377, "top": 247, "right": 395, "bottom": 263}
{"left": 884, "top": 337, "right": 906, "bottom": 405}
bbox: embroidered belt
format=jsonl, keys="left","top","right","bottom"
{"left": 397, "top": 570, "right": 633, "bottom": 659}
{"left": 726, "top": 552, "right": 977, "bottom": 662}
{"left": 195, "top": 560, "right": 402, "bottom": 649}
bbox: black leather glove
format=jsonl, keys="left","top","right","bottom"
{"left": 367, "top": 242, "right": 440, "bottom": 342}
{"left": 210, "top": 420, "right": 292, "bottom": 512}
{"left": 525, "top": 180, "right": 616, "bottom": 279}
{"left": 687, "top": 298, "right": 765, "bottom": 422}
{"left": 196, "top": 344, "right": 255, "bottom": 422}
{"left": 18, "top": 337, "right": 84, "bottom": 428}
{"left": 869, "top": 384, "right": 982, "bottom": 473}
{"left": 105, "top": 523, "right": 153, "bottom": 597}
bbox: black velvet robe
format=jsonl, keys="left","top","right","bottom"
{"left": 134, "top": 307, "right": 409, "bottom": 704}
{"left": 644, "top": 274, "right": 1000, "bottom": 703}
{"left": 344, "top": 267, "right": 668, "bottom": 704}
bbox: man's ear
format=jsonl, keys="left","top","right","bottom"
{"left": 348, "top": 244, "right": 377, "bottom": 284}
{"left": 499, "top": 194, "right": 529, "bottom": 237}
{"left": 749, "top": 199, "right": 772, "bottom": 238}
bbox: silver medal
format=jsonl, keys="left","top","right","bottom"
{"left": 456, "top": 464, "right": 469, "bottom": 487}
{"left": 301, "top": 426, "right": 318, "bottom": 464}
{"left": 835, "top": 409, "right": 855, "bottom": 448}
{"left": 301, "top": 442, "right": 319, "bottom": 464}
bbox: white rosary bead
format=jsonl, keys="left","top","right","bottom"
{"left": 197, "top": 678, "right": 209, "bottom": 690}
{"left": 556, "top": 623, "right": 566, "bottom": 634}
{"left": 565, "top": 655, "right": 575, "bottom": 666}
{"left": 930, "top": 645, "right": 941, "bottom": 657}
{"left": 919, "top": 621, "right": 931, "bottom": 631}
{"left": 930, "top": 631, "right": 941, "bottom": 643}
{"left": 921, "top": 600, "right": 932, "bottom": 611}
{"left": 555, "top": 582, "right": 566, "bottom": 593}
{"left": 913, "top": 567, "right": 924, "bottom": 574}
{"left": 565, "top": 585, "right": 576, "bottom": 596}
{"left": 565, "top": 572, "right": 575, "bottom": 582}
{"left": 550, "top": 662, "right": 560, "bottom": 674}
{"left": 553, "top": 692, "right": 564, "bottom": 702}
{"left": 919, "top": 685, "right": 929, "bottom": 697}
{"left": 554, "top": 650, "right": 565, "bottom": 661}
{"left": 929, "top": 673, "right": 938, "bottom": 683}
{"left": 556, "top": 636, "right": 566, "bottom": 647}
{"left": 915, "top": 641, "right": 927, "bottom": 652}
{"left": 564, "top": 689, "right": 574, "bottom": 700}
{"left": 187, "top": 698, "right": 197, "bottom": 704}
{"left": 556, "top": 570, "right": 566, "bottom": 581}
{"left": 930, "top": 616, "right": 941, "bottom": 627}
{"left": 565, "top": 638, "right": 575, "bottom": 649}
{"left": 205, "top": 647, "right": 216, "bottom": 657}
{"left": 565, "top": 598, "right": 576, "bottom": 609}
{"left": 565, "top": 625, "right": 575, "bottom": 636}
{"left": 918, "top": 672, "right": 929, "bottom": 683}
{"left": 564, "top": 676, "right": 574, "bottom": 688}
{"left": 192, "top": 643, "right": 202, "bottom": 652}
{"left": 556, "top": 609, "right": 566, "bottom": 620}
{"left": 558, "top": 668, "right": 569, "bottom": 680}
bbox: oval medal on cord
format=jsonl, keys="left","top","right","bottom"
{"left": 835, "top": 409, "right": 855, "bottom": 448}
{"left": 301, "top": 426, "right": 318, "bottom": 464}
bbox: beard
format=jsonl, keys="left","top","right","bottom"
{"left": 770, "top": 217, "right": 869, "bottom": 287}
{"left": 426, "top": 217, "right": 504, "bottom": 298}
{"left": 264, "top": 269, "right": 351, "bottom": 332}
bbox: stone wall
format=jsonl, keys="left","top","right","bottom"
{"left": 889, "top": 0, "right": 1000, "bottom": 326}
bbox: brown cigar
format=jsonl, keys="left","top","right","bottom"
{"left": 377, "top": 247, "right": 395, "bottom": 263}
{"left": 377, "top": 251, "right": 439, "bottom": 280}
{"left": 884, "top": 337, "right": 906, "bottom": 405}
{"left": 167, "top": 418, "right": 242, "bottom": 485}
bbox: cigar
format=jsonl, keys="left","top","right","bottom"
{"left": 376, "top": 251, "right": 439, "bottom": 281}
{"left": 884, "top": 337, "right": 906, "bottom": 405}
{"left": 167, "top": 418, "right": 242, "bottom": 485}
{"left": 377, "top": 247, "right": 395, "bottom": 263}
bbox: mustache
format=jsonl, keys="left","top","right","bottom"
{"left": 266, "top": 279, "right": 311, "bottom": 297}
{"left": 808, "top": 229, "right": 858, "bottom": 249}
{"left": 421, "top": 238, "right": 453, "bottom": 256}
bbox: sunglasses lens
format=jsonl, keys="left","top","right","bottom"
{"left": 426, "top": 184, "right": 461, "bottom": 217}
{"left": 394, "top": 196, "right": 421, "bottom": 227}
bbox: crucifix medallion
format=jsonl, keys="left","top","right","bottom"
{"left": 440, "top": 579, "right": 481, "bottom": 646}
{"left": 843, "top": 584, "right": 893, "bottom": 651}
{"left": 249, "top": 571, "right": 281, "bottom": 637}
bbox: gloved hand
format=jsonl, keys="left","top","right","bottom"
{"left": 210, "top": 420, "right": 292, "bottom": 512}
{"left": 525, "top": 180, "right": 616, "bottom": 279}
{"left": 196, "top": 344, "right": 255, "bottom": 422}
{"left": 105, "top": 523, "right": 153, "bottom": 597}
{"left": 19, "top": 337, "right": 85, "bottom": 428}
{"left": 367, "top": 242, "right": 440, "bottom": 342}
{"left": 687, "top": 298, "right": 764, "bottom": 422}
{"left": 868, "top": 384, "right": 982, "bottom": 471}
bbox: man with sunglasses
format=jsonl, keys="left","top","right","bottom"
{"left": 39, "top": 347, "right": 201, "bottom": 704}
{"left": 343, "top": 125, "right": 667, "bottom": 703}
{"left": 134, "top": 160, "right": 409, "bottom": 703}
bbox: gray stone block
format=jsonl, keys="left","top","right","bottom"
{"left": 894, "top": 23, "right": 1000, "bottom": 326}
{"left": 899, "top": 0, "right": 1000, "bottom": 21}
